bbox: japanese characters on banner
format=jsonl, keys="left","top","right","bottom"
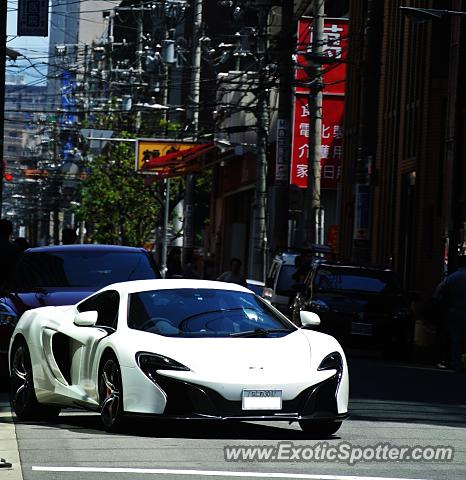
{"left": 291, "top": 17, "right": 348, "bottom": 190}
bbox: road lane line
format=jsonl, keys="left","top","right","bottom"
{"left": 31, "top": 466, "right": 432, "bottom": 480}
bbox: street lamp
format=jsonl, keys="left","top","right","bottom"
{"left": 399, "top": 6, "right": 466, "bottom": 23}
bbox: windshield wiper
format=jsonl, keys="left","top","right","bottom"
{"left": 230, "top": 328, "right": 292, "bottom": 337}
{"left": 179, "top": 307, "right": 250, "bottom": 327}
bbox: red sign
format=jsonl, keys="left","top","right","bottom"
{"left": 290, "top": 94, "right": 344, "bottom": 189}
{"left": 291, "top": 17, "right": 347, "bottom": 190}
{"left": 295, "top": 17, "right": 348, "bottom": 95}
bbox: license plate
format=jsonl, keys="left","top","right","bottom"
{"left": 242, "top": 389, "right": 282, "bottom": 410}
{"left": 351, "top": 322, "right": 373, "bottom": 336}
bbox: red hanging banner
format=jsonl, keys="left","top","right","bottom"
{"left": 290, "top": 17, "right": 348, "bottom": 190}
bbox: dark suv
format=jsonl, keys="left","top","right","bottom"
{"left": 291, "top": 263, "right": 414, "bottom": 354}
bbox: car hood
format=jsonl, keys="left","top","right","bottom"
{"left": 128, "top": 329, "right": 315, "bottom": 383}
{"left": 314, "top": 291, "right": 409, "bottom": 314}
{"left": 2, "top": 288, "right": 95, "bottom": 314}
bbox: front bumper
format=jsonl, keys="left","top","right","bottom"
{"left": 136, "top": 372, "right": 345, "bottom": 422}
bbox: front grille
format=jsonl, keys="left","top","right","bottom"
{"left": 154, "top": 373, "right": 340, "bottom": 418}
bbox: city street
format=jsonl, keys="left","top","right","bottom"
{"left": 2, "top": 356, "right": 465, "bottom": 480}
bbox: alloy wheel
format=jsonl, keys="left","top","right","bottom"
{"left": 99, "top": 357, "right": 123, "bottom": 431}
{"left": 11, "top": 343, "right": 35, "bottom": 417}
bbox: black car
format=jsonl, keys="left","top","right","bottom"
{"left": 291, "top": 263, "right": 414, "bottom": 355}
{"left": 0, "top": 244, "right": 161, "bottom": 363}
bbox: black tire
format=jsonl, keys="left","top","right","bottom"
{"left": 10, "top": 340, "right": 61, "bottom": 421}
{"left": 98, "top": 354, "right": 124, "bottom": 432}
{"left": 299, "top": 420, "right": 342, "bottom": 438}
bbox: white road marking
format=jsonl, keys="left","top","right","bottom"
{"left": 31, "top": 466, "right": 432, "bottom": 480}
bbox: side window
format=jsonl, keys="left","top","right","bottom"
{"left": 77, "top": 295, "right": 99, "bottom": 314}
{"left": 78, "top": 290, "right": 120, "bottom": 329}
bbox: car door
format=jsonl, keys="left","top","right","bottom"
{"left": 44, "top": 291, "right": 119, "bottom": 402}
{"left": 74, "top": 290, "right": 120, "bottom": 395}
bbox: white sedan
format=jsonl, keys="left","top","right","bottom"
{"left": 9, "top": 279, "right": 349, "bottom": 436}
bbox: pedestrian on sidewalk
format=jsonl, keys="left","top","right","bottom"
{"left": 433, "top": 255, "right": 466, "bottom": 373}
{"left": 183, "top": 249, "right": 202, "bottom": 279}
{"left": 217, "top": 258, "right": 247, "bottom": 287}
{"left": 166, "top": 246, "right": 183, "bottom": 279}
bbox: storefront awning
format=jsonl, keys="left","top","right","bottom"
{"left": 141, "top": 142, "right": 216, "bottom": 178}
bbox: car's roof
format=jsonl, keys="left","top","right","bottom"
{"left": 26, "top": 244, "right": 146, "bottom": 254}
{"left": 315, "top": 262, "right": 395, "bottom": 273}
{"left": 273, "top": 252, "right": 299, "bottom": 265}
{"left": 102, "top": 279, "right": 252, "bottom": 294}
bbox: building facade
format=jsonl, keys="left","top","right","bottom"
{"left": 339, "top": 0, "right": 465, "bottom": 296}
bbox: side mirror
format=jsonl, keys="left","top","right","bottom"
{"left": 74, "top": 310, "right": 98, "bottom": 327}
{"left": 300, "top": 311, "right": 321, "bottom": 327}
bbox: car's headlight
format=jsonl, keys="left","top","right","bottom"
{"left": 0, "top": 302, "right": 18, "bottom": 327}
{"left": 318, "top": 351, "right": 343, "bottom": 373}
{"left": 310, "top": 299, "right": 330, "bottom": 312}
{"left": 136, "top": 352, "right": 190, "bottom": 382}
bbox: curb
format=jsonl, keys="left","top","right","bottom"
{"left": 0, "top": 393, "right": 23, "bottom": 480}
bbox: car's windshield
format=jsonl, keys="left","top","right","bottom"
{"left": 313, "top": 267, "right": 401, "bottom": 294}
{"left": 13, "top": 251, "right": 159, "bottom": 289}
{"left": 128, "top": 288, "right": 294, "bottom": 337}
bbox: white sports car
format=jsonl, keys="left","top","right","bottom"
{"left": 9, "top": 279, "right": 349, "bottom": 436}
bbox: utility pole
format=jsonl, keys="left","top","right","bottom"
{"left": 161, "top": 177, "right": 171, "bottom": 277}
{"left": 135, "top": 0, "right": 144, "bottom": 133}
{"left": 302, "top": 0, "right": 324, "bottom": 247}
{"left": 0, "top": 0, "right": 8, "bottom": 214}
{"left": 251, "top": 1, "right": 271, "bottom": 281}
{"left": 182, "top": 0, "right": 203, "bottom": 262}
{"left": 271, "top": 0, "right": 294, "bottom": 253}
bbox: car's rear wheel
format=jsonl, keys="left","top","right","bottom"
{"left": 299, "top": 420, "right": 342, "bottom": 438}
{"left": 99, "top": 354, "right": 124, "bottom": 432}
{"left": 10, "top": 340, "right": 61, "bottom": 420}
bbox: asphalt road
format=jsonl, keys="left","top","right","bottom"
{"left": 4, "top": 357, "right": 466, "bottom": 480}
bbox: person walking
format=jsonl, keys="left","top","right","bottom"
{"left": 182, "top": 249, "right": 202, "bottom": 279}
{"left": 433, "top": 255, "right": 466, "bottom": 373}
{"left": 166, "top": 246, "right": 183, "bottom": 279}
{"left": 217, "top": 258, "right": 247, "bottom": 287}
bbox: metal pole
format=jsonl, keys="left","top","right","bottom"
{"left": 135, "top": 0, "right": 144, "bottom": 132}
{"left": 251, "top": 4, "right": 270, "bottom": 281}
{"left": 0, "top": 1, "right": 8, "bottom": 215}
{"left": 161, "top": 177, "right": 171, "bottom": 278}
{"left": 191, "top": 0, "right": 202, "bottom": 135}
{"left": 182, "top": 0, "right": 203, "bottom": 262}
{"left": 271, "top": 0, "right": 294, "bottom": 254}
{"left": 303, "top": 0, "right": 324, "bottom": 247}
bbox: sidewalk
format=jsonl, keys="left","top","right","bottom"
{"left": 0, "top": 393, "right": 23, "bottom": 480}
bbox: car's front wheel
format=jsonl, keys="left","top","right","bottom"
{"left": 98, "top": 354, "right": 124, "bottom": 432}
{"left": 10, "top": 340, "right": 61, "bottom": 421}
{"left": 299, "top": 420, "right": 342, "bottom": 438}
